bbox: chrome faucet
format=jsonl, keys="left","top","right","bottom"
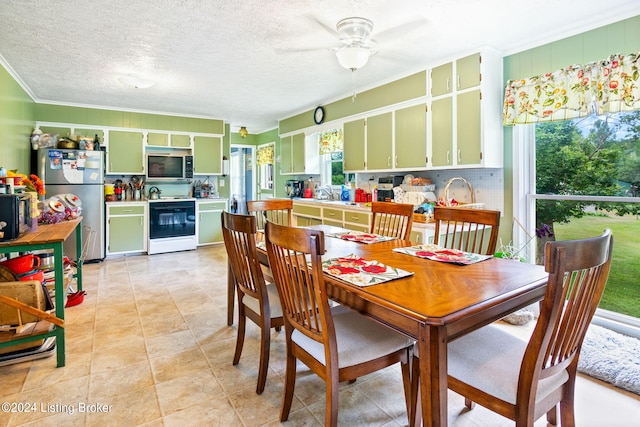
{"left": 316, "top": 185, "right": 334, "bottom": 200}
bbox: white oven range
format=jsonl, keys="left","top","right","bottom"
{"left": 148, "top": 197, "right": 197, "bottom": 255}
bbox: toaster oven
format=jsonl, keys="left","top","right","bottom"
{"left": 0, "top": 194, "right": 33, "bottom": 241}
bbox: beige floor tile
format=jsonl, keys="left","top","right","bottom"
{"left": 145, "top": 329, "right": 198, "bottom": 358}
{"left": 155, "top": 369, "right": 223, "bottom": 415}
{"left": 88, "top": 359, "right": 154, "bottom": 401}
{"left": 85, "top": 384, "right": 160, "bottom": 427}
{"left": 161, "top": 395, "right": 243, "bottom": 427}
{"left": 149, "top": 346, "right": 210, "bottom": 383}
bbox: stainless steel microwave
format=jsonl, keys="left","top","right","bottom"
{"left": 146, "top": 153, "right": 194, "bottom": 181}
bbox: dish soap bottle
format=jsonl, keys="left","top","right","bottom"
{"left": 341, "top": 184, "right": 350, "bottom": 201}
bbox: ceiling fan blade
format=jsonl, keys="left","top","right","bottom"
{"left": 305, "top": 14, "right": 338, "bottom": 38}
{"left": 372, "top": 17, "right": 427, "bottom": 46}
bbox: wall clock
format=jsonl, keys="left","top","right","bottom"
{"left": 314, "top": 106, "right": 325, "bottom": 125}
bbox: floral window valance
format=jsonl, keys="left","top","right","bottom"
{"left": 256, "top": 145, "right": 274, "bottom": 166}
{"left": 503, "top": 50, "right": 640, "bottom": 125}
{"left": 318, "top": 129, "right": 343, "bottom": 155}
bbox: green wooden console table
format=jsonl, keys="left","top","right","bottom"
{"left": 0, "top": 218, "right": 83, "bottom": 367}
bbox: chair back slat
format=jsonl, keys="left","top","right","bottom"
{"left": 265, "top": 222, "right": 334, "bottom": 346}
{"left": 247, "top": 199, "right": 293, "bottom": 231}
{"left": 433, "top": 207, "right": 500, "bottom": 255}
{"left": 221, "top": 212, "right": 264, "bottom": 301}
{"left": 370, "top": 202, "right": 414, "bottom": 240}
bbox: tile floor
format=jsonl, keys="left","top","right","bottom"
{"left": 0, "top": 244, "right": 638, "bottom": 426}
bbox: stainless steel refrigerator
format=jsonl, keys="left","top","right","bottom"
{"left": 36, "top": 148, "right": 105, "bottom": 262}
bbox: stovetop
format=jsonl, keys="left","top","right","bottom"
{"left": 148, "top": 196, "right": 196, "bottom": 202}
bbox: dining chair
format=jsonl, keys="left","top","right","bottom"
{"left": 433, "top": 206, "right": 501, "bottom": 255}
{"left": 227, "top": 199, "right": 293, "bottom": 325}
{"left": 370, "top": 201, "right": 414, "bottom": 240}
{"left": 247, "top": 199, "right": 293, "bottom": 231}
{"left": 410, "top": 229, "right": 613, "bottom": 427}
{"left": 264, "top": 221, "right": 414, "bottom": 427}
{"left": 221, "top": 211, "right": 284, "bottom": 394}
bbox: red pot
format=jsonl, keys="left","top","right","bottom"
{"left": 18, "top": 269, "right": 45, "bottom": 283}
{"left": 0, "top": 254, "right": 40, "bottom": 274}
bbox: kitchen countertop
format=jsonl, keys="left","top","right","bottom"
{"left": 292, "top": 198, "right": 372, "bottom": 212}
{"left": 291, "top": 198, "right": 436, "bottom": 230}
{"left": 106, "top": 197, "right": 228, "bottom": 205}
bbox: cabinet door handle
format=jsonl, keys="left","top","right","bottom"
{"left": 350, "top": 216, "right": 359, "bottom": 221}
{"left": 446, "top": 77, "right": 450, "bottom": 91}
{"left": 387, "top": 156, "right": 391, "bottom": 167}
{"left": 446, "top": 150, "right": 450, "bottom": 164}
{"left": 327, "top": 212, "right": 335, "bottom": 217}
{"left": 458, "top": 149, "right": 461, "bottom": 163}
{"left": 457, "top": 75, "right": 461, "bottom": 88}
{"left": 395, "top": 155, "right": 398, "bottom": 167}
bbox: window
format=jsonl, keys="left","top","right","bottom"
{"left": 320, "top": 151, "right": 346, "bottom": 186}
{"left": 256, "top": 143, "right": 274, "bottom": 191}
{"left": 515, "top": 111, "right": 640, "bottom": 325}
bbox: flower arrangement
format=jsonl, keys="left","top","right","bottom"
{"left": 22, "top": 174, "right": 45, "bottom": 196}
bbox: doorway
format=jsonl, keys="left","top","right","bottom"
{"left": 229, "top": 144, "right": 255, "bottom": 214}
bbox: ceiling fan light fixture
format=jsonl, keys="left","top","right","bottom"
{"left": 239, "top": 126, "right": 248, "bottom": 138}
{"left": 336, "top": 17, "right": 373, "bottom": 45}
{"left": 336, "top": 46, "right": 370, "bottom": 71}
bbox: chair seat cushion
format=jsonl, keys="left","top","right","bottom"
{"left": 242, "top": 284, "right": 283, "bottom": 319}
{"left": 447, "top": 324, "right": 569, "bottom": 405}
{"left": 292, "top": 305, "right": 413, "bottom": 368}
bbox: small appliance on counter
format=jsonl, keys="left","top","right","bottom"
{"left": 0, "top": 194, "right": 32, "bottom": 241}
{"left": 377, "top": 176, "right": 404, "bottom": 202}
{"left": 285, "top": 180, "right": 304, "bottom": 198}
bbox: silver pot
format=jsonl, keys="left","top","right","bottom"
{"left": 37, "top": 252, "right": 55, "bottom": 268}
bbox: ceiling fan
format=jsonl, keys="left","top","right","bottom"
{"left": 282, "top": 15, "right": 426, "bottom": 72}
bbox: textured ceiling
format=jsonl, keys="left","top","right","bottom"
{"left": 1, "top": 0, "right": 639, "bottom": 133}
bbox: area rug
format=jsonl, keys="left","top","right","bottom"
{"left": 578, "top": 324, "right": 640, "bottom": 395}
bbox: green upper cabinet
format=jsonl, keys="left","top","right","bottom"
{"left": 146, "top": 132, "right": 192, "bottom": 148}
{"left": 343, "top": 119, "right": 365, "bottom": 172}
{"left": 279, "top": 132, "right": 307, "bottom": 175}
{"left": 394, "top": 104, "right": 427, "bottom": 169}
{"left": 431, "top": 62, "right": 453, "bottom": 97}
{"left": 456, "top": 90, "right": 481, "bottom": 165}
{"left": 107, "top": 130, "right": 144, "bottom": 174}
{"left": 291, "top": 133, "right": 306, "bottom": 174}
{"left": 146, "top": 132, "right": 169, "bottom": 147}
{"left": 455, "top": 53, "right": 481, "bottom": 91}
{"left": 170, "top": 134, "right": 191, "bottom": 148}
{"left": 431, "top": 97, "right": 453, "bottom": 167}
{"left": 193, "top": 135, "right": 222, "bottom": 175}
{"left": 366, "top": 112, "right": 393, "bottom": 170}
{"left": 280, "top": 135, "right": 292, "bottom": 174}
{"left": 428, "top": 49, "right": 503, "bottom": 169}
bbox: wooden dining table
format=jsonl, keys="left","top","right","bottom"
{"left": 250, "top": 225, "right": 548, "bottom": 426}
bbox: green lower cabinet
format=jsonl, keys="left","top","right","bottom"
{"left": 293, "top": 215, "right": 322, "bottom": 227}
{"left": 197, "top": 201, "right": 227, "bottom": 245}
{"left": 106, "top": 204, "right": 147, "bottom": 255}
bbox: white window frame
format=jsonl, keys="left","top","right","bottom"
{"left": 513, "top": 123, "right": 640, "bottom": 338}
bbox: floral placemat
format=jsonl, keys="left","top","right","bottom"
{"left": 393, "top": 244, "right": 492, "bottom": 265}
{"left": 326, "top": 231, "right": 397, "bottom": 244}
{"left": 321, "top": 254, "right": 413, "bottom": 287}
